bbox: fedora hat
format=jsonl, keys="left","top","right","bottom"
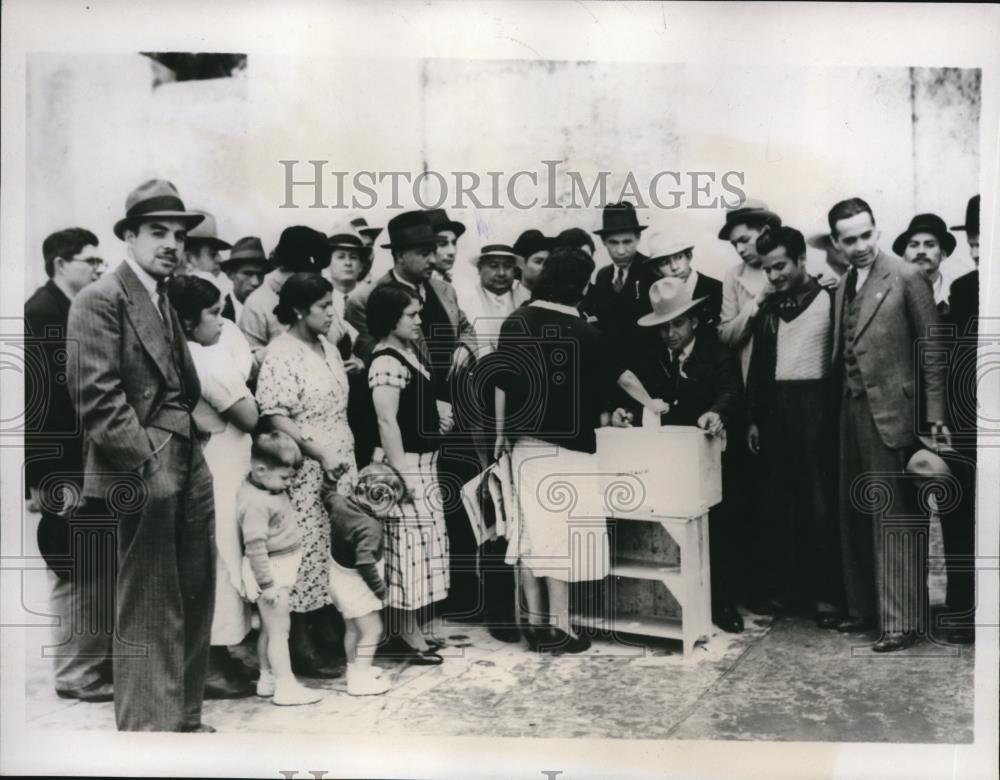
{"left": 892, "top": 213, "right": 956, "bottom": 257}
{"left": 220, "top": 236, "right": 269, "bottom": 271}
{"left": 645, "top": 231, "right": 695, "bottom": 264}
{"left": 426, "top": 208, "right": 466, "bottom": 239}
{"left": 380, "top": 210, "right": 438, "bottom": 250}
{"left": 113, "top": 179, "right": 205, "bottom": 240}
{"left": 637, "top": 277, "right": 708, "bottom": 327}
{"left": 513, "top": 229, "right": 554, "bottom": 260}
{"left": 328, "top": 227, "right": 372, "bottom": 255}
{"left": 185, "top": 212, "right": 232, "bottom": 251}
{"left": 594, "top": 201, "right": 647, "bottom": 237}
{"left": 471, "top": 243, "right": 521, "bottom": 266}
{"left": 951, "top": 195, "right": 980, "bottom": 234}
{"left": 717, "top": 198, "right": 781, "bottom": 240}
{"left": 349, "top": 215, "right": 383, "bottom": 241}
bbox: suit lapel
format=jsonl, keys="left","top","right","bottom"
{"left": 853, "top": 251, "right": 893, "bottom": 342}
{"left": 429, "top": 278, "right": 458, "bottom": 330}
{"left": 117, "top": 262, "right": 171, "bottom": 379}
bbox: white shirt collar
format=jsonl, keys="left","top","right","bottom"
{"left": 676, "top": 337, "right": 695, "bottom": 362}
{"left": 124, "top": 256, "right": 161, "bottom": 299}
{"left": 855, "top": 264, "right": 872, "bottom": 289}
{"left": 930, "top": 273, "right": 947, "bottom": 305}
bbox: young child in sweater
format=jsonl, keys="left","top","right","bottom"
{"left": 323, "top": 462, "right": 406, "bottom": 696}
{"left": 238, "top": 430, "right": 321, "bottom": 706}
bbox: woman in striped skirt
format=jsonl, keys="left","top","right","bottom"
{"left": 366, "top": 283, "right": 451, "bottom": 665}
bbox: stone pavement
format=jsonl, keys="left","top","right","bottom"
{"left": 23, "top": 609, "right": 974, "bottom": 742}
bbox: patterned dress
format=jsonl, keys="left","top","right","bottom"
{"left": 369, "top": 345, "right": 450, "bottom": 610}
{"left": 256, "top": 331, "right": 358, "bottom": 613}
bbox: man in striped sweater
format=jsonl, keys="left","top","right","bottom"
{"left": 745, "top": 226, "right": 845, "bottom": 627}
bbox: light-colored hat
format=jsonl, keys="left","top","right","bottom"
{"left": 113, "top": 179, "right": 205, "bottom": 240}
{"left": 905, "top": 448, "right": 952, "bottom": 480}
{"left": 645, "top": 231, "right": 695, "bottom": 264}
{"left": 637, "top": 277, "right": 708, "bottom": 327}
{"left": 186, "top": 212, "right": 232, "bottom": 251}
{"left": 327, "top": 225, "right": 372, "bottom": 255}
{"left": 470, "top": 243, "right": 522, "bottom": 266}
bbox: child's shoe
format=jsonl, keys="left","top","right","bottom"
{"left": 256, "top": 670, "right": 276, "bottom": 698}
{"left": 346, "top": 664, "right": 391, "bottom": 696}
{"left": 272, "top": 678, "right": 321, "bottom": 706}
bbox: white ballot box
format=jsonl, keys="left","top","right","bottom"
{"left": 572, "top": 426, "right": 721, "bottom": 658}
{"left": 595, "top": 426, "right": 723, "bottom": 517}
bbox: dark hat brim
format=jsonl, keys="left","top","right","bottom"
{"left": 717, "top": 209, "right": 781, "bottom": 240}
{"left": 380, "top": 238, "right": 438, "bottom": 250}
{"left": 186, "top": 236, "right": 233, "bottom": 252}
{"left": 114, "top": 211, "right": 205, "bottom": 240}
{"left": 892, "top": 228, "right": 957, "bottom": 258}
{"left": 594, "top": 225, "right": 648, "bottom": 237}
{"left": 358, "top": 227, "right": 383, "bottom": 240}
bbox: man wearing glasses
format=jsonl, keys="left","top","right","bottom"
{"left": 24, "top": 227, "right": 114, "bottom": 703}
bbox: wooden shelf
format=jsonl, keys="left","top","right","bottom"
{"left": 610, "top": 557, "right": 682, "bottom": 585}
{"left": 573, "top": 612, "right": 684, "bottom": 641}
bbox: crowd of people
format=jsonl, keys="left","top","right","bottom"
{"left": 24, "top": 177, "right": 980, "bottom": 731}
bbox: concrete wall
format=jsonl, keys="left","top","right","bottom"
{"left": 25, "top": 55, "right": 980, "bottom": 298}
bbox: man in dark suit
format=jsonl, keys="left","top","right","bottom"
{"left": 67, "top": 179, "right": 216, "bottom": 731}
{"left": 25, "top": 227, "right": 115, "bottom": 703}
{"left": 625, "top": 277, "right": 744, "bottom": 633}
{"left": 829, "top": 197, "right": 948, "bottom": 652}
{"left": 894, "top": 213, "right": 958, "bottom": 315}
{"left": 930, "top": 195, "right": 981, "bottom": 644}
{"left": 219, "top": 236, "right": 268, "bottom": 324}
{"left": 643, "top": 231, "right": 723, "bottom": 329}
{"left": 581, "top": 202, "right": 657, "bottom": 346}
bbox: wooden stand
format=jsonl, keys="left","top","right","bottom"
{"left": 573, "top": 511, "right": 712, "bottom": 657}
{"left": 572, "top": 426, "right": 722, "bottom": 658}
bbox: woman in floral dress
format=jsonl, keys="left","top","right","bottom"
{"left": 256, "top": 273, "right": 357, "bottom": 677}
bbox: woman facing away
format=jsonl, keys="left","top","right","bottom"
{"left": 492, "top": 247, "right": 632, "bottom": 654}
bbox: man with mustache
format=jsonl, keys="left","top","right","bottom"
{"left": 894, "top": 213, "right": 957, "bottom": 315}
{"left": 830, "top": 197, "right": 948, "bottom": 653}
{"left": 68, "top": 179, "right": 216, "bottom": 730}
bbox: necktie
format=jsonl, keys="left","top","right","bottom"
{"left": 845, "top": 267, "right": 858, "bottom": 303}
{"left": 155, "top": 281, "right": 173, "bottom": 337}
{"left": 221, "top": 294, "right": 236, "bottom": 322}
{"left": 937, "top": 300, "right": 950, "bottom": 317}
{"left": 613, "top": 266, "right": 626, "bottom": 293}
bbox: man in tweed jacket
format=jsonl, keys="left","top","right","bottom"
{"left": 829, "top": 197, "right": 948, "bottom": 653}
{"left": 67, "top": 180, "right": 216, "bottom": 731}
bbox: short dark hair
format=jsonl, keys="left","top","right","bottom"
{"left": 756, "top": 226, "right": 806, "bottom": 261}
{"left": 555, "top": 227, "right": 596, "bottom": 254}
{"left": 366, "top": 283, "right": 419, "bottom": 340}
{"left": 166, "top": 275, "right": 221, "bottom": 336}
{"left": 731, "top": 211, "right": 782, "bottom": 234}
{"left": 42, "top": 227, "right": 98, "bottom": 278}
{"left": 531, "top": 247, "right": 596, "bottom": 306}
{"left": 273, "top": 272, "right": 333, "bottom": 325}
{"left": 828, "top": 198, "right": 875, "bottom": 237}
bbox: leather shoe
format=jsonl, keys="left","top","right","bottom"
{"left": 872, "top": 632, "right": 918, "bottom": 653}
{"left": 203, "top": 675, "right": 255, "bottom": 699}
{"left": 55, "top": 679, "right": 114, "bottom": 703}
{"left": 538, "top": 628, "right": 590, "bottom": 654}
{"left": 180, "top": 723, "right": 216, "bottom": 733}
{"left": 401, "top": 648, "right": 444, "bottom": 665}
{"left": 488, "top": 625, "right": 523, "bottom": 643}
{"left": 815, "top": 613, "right": 843, "bottom": 630}
{"left": 836, "top": 616, "right": 875, "bottom": 633}
{"left": 712, "top": 604, "right": 744, "bottom": 634}
{"left": 945, "top": 628, "right": 974, "bottom": 645}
